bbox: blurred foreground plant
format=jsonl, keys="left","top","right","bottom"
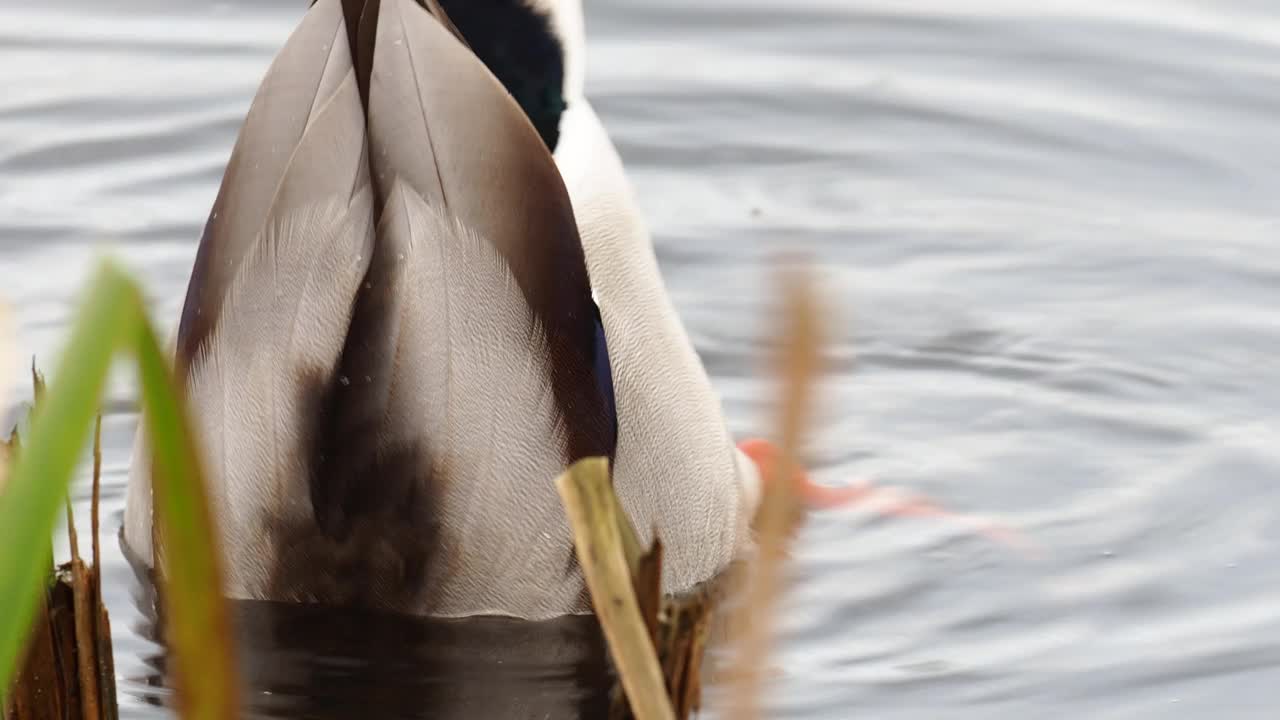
{"left": 726, "top": 264, "right": 823, "bottom": 720}
{"left": 4, "top": 405, "right": 120, "bottom": 720}
{"left": 0, "top": 261, "right": 238, "bottom": 720}
{"left": 0, "top": 300, "right": 10, "bottom": 492}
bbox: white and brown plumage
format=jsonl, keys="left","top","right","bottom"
{"left": 122, "top": 0, "right": 750, "bottom": 619}
{"left": 124, "top": 0, "right": 980, "bottom": 621}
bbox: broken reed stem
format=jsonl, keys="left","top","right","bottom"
{"left": 658, "top": 590, "right": 713, "bottom": 719}
{"left": 556, "top": 458, "right": 676, "bottom": 720}
{"left": 70, "top": 560, "right": 100, "bottom": 720}
{"left": 30, "top": 362, "right": 44, "bottom": 407}
{"left": 728, "top": 263, "right": 824, "bottom": 720}
{"left": 65, "top": 499, "right": 79, "bottom": 568}
{"left": 4, "top": 379, "right": 117, "bottom": 720}
{"left": 62, "top": 463, "right": 101, "bottom": 720}
{"left": 91, "top": 415, "right": 119, "bottom": 720}
{"left": 635, "top": 539, "right": 663, "bottom": 650}
{"left": 92, "top": 415, "right": 102, "bottom": 594}
{"left": 0, "top": 307, "right": 8, "bottom": 493}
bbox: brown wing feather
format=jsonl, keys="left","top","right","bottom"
{"left": 176, "top": 0, "right": 352, "bottom": 373}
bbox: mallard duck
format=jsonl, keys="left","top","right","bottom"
{"left": 124, "top": 0, "right": 975, "bottom": 620}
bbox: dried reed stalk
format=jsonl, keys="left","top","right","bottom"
{"left": 4, "top": 395, "right": 118, "bottom": 720}
{"left": 556, "top": 457, "right": 677, "bottom": 720}
{"left": 728, "top": 263, "right": 825, "bottom": 720}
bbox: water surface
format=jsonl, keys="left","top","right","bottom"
{"left": 3, "top": 0, "right": 1279, "bottom": 717}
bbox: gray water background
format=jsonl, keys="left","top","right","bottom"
{"left": 2, "top": 0, "right": 1280, "bottom": 717}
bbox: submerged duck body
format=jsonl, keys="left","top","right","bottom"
{"left": 123, "top": 0, "right": 756, "bottom": 619}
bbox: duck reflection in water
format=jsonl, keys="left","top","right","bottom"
{"left": 133, "top": 596, "right": 613, "bottom": 719}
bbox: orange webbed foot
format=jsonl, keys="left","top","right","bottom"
{"left": 738, "top": 438, "right": 1035, "bottom": 555}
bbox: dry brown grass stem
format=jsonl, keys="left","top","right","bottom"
{"left": 557, "top": 458, "right": 677, "bottom": 720}
{"left": 728, "top": 262, "right": 825, "bottom": 720}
